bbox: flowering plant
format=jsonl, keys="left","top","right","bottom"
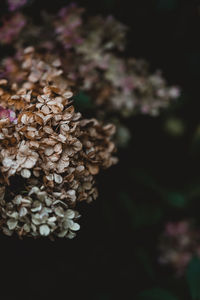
{"left": 0, "top": 47, "right": 117, "bottom": 239}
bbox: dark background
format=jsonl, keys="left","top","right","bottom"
{"left": 1, "top": 0, "right": 200, "bottom": 299}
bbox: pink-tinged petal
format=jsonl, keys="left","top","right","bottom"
{"left": 7, "top": 0, "right": 27, "bottom": 11}
{"left": 0, "top": 106, "right": 17, "bottom": 123}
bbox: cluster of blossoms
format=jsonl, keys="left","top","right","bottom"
{"left": 0, "top": 2, "right": 180, "bottom": 120}
{"left": 159, "top": 221, "right": 200, "bottom": 276}
{"left": 0, "top": 47, "right": 117, "bottom": 239}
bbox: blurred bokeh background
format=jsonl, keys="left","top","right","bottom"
{"left": 1, "top": 0, "right": 200, "bottom": 299}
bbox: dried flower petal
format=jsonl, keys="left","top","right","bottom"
{"left": 39, "top": 224, "right": 50, "bottom": 236}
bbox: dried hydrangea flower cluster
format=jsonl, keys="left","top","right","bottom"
{"left": 0, "top": 47, "right": 117, "bottom": 239}
{"left": 159, "top": 221, "right": 200, "bottom": 276}
{"left": 0, "top": 186, "right": 80, "bottom": 239}
{"left": 0, "top": 3, "right": 180, "bottom": 118}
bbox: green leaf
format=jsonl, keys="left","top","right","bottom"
{"left": 135, "top": 247, "right": 156, "bottom": 280}
{"left": 186, "top": 257, "right": 200, "bottom": 300}
{"left": 119, "top": 192, "right": 163, "bottom": 229}
{"left": 131, "top": 169, "right": 165, "bottom": 196}
{"left": 137, "top": 288, "right": 178, "bottom": 300}
{"left": 132, "top": 204, "right": 163, "bottom": 229}
{"left": 167, "top": 192, "right": 187, "bottom": 208}
{"left": 95, "top": 292, "right": 111, "bottom": 300}
{"left": 104, "top": 0, "right": 115, "bottom": 9}
{"left": 185, "top": 180, "right": 200, "bottom": 199}
{"left": 73, "top": 91, "right": 93, "bottom": 111}
{"left": 156, "top": 0, "right": 178, "bottom": 12}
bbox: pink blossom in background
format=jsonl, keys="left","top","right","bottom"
{"left": 0, "top": 13, "right": 26, "bottom": 44}
{"left": 55, "top": 4, "right": 84, "bottom": 49}
{"left": 165, "top": 221, "right": 189, "bottom": 237}
{"left": 159, "top": 220, "right": 200, "bottom": 276}
{"left": 7, "top": 0, "right": 27, "bottom": 11}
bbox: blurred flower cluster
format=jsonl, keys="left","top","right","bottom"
{"left": 48, "top": 4, "right": 180, "bottom": 117}
{"left": 159, "top": 221, "right": 200, "bottom": 276}
{"left": 0, "top": 2, "right": 180, "bottom": 126}
{"left": 0, "top": 13, "right": 26, "bottom": 44}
